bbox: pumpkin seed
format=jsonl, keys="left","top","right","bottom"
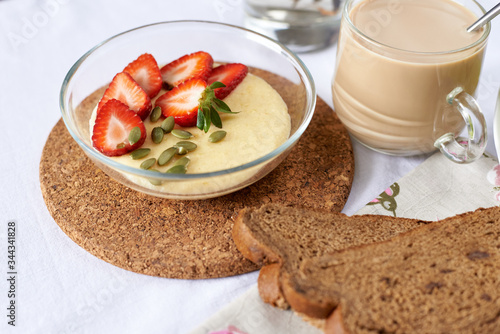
{"left": 130, "top": 148, "right": 150, "bottom": 160}
{"left": 174, "top": 156, "right": 190, "bottom": 167}
{"left": 148, "top": 169, "right": 163, "bottom": 186}
{"left": 208, "top": 130, "right": 227, "bottom": 143}
{"left": 176, "top": 146, "right": 188, "bottom": 155}
{"left": 152, "top": 127, "right": 164, "bottom": 144}
{"left": 128, "top": 126, "right": 142, "bottom": 145}
{"left": 161, "top": 116, "right": 175, "bottom": 133}
{"left": 149, "top": 179, "right": 163, "bottom": 186}
{"left": 150, "top": 106, "right": 162, "bottom": 122}
{"left": 140, "top": 157, "right": 156, "bottom": 170}
{"left": 165, "top": 164, "right": 187, "bottom": 174}
{"left": 116, "top": 143, "right": 126, "bottom": 149}
{"left": 171, "top": 129, "right": 193, "bottom": 139}
{"left": 175, "top": 141, "right": 197, "bottom": 152}
{"left": 158, "top": 147, "right": 177, "bottom": 166}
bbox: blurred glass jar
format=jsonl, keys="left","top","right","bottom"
{"left": 244, "top": 0, "right": 344, "bottom": 53}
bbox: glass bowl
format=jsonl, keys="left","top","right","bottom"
{"left": 60, "top": 20, "right": 316, "bottom": 199}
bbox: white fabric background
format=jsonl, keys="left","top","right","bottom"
{"left": 0, "top": 0, "right": 498, "bottom": 333}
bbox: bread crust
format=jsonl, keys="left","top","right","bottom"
{"left": 233, "top": 208, "right": 289, "bottom": 307}
{"left": 258, "top": 263, "right": 288, "bottom": 308}
{"left": 232, "top": 208, "right": 280, "bottom": 266}
{"left": 281, "top": 271, "right": 336, "bottom": 319}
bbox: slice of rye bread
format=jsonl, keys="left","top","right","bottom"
{"left": 290, "top": 206, "right": 500, "bottom": 334}
{"left": 232, "top": 203, "right": 428, "bottom": 310}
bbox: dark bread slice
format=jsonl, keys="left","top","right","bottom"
{"left": 291, "top": 206, "right": 500, "bottom": 334}
{"left": 232, "top": 203, "right": 428, "bottom": 310}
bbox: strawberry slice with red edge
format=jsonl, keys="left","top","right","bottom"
{"left": 97, "top": 72, "right": 152, "bottom": 120}
{"left": 207, "top": 63, "right": 248, "bottom": 100}
{"left": 155, "top": 77, "right": 239, "bottom": 131}
{"left": 160, "top": 51, "right": 213, "bottom": 88}
{"left": 92, "top": 99, "right": 147, "bottom": 157}
{"left": 155, "top": 78, "right": 207, "bottom": 127}
{"left": 123, "top": 53, "right": 163, "bottom": 99}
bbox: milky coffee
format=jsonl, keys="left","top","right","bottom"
{"left": 332, "top": 0, "right": 487, "bottom": 155}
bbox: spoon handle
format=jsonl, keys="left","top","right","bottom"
{"left": 467, "top": 2, "right": 500, "bottom": 32}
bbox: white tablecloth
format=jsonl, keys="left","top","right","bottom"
{"left": 0, "top": 0, "right": 498, "bottom": 333}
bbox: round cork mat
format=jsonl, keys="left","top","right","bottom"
{"left": 40, "top": 69, "right": 354, "bottom": 279}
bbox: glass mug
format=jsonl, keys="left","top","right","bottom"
{"left": 332, "top": 0, "right": 490, "bottom": 163}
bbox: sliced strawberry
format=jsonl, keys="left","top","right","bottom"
{"left": 207, "top": 63, "right": 248, "bottom": 100}
{"left": 155, "top": 78, "right": 207, "bottom": 127}
{"left": 123, "top": 53, "right": 162, "bottom": 99}
{"left": 92, "top": 99, "right": 147, "bottom": 157}
{"left": 160, "top": 51, "right": 213, "bottom": 87}
{"left": 97, "top": 72, "right": 152, "bottom": 120}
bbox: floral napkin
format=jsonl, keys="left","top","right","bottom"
{"left": 190, "top": 152, "right": 499, "bottom": 334}
{"left": 357, "top": 152, "right": 500, "bottom": 220}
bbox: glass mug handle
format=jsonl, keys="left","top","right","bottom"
{"left": 434, "top": 87, "right": 487, "bottom": 164}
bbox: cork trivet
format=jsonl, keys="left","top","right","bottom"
{"left": 39, "top": 69, "right": 354, "bottom": 279}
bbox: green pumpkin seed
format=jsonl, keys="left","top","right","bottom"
{"left": 140, "top": 157, "right": 156, "bottom": 170}
{"left": 149, "top": 179, "right": 163, "bottom": 186}
{"left": 208, "top": 130, "right": 227, "bottom": 143}
{"left": 150, "top": 106, "right": 162, "bottom": 122}
{"left": 176, "top": 146, "right": 188, "bottom": 155}
{"left": 130, "top": 148, "right": 151, "bottom": 160}
{"left": 148, "top": 169, "right": 163, "bottom": 186}
{"left": 174, "top": 156, "right": 190, "bottom": 167}
{"left": 152, "top": 127, "right": 164, "bottom": 144}
{"left": 128, "top": 126, "right": 142, "bottom": 145}
{"left": 158, "top": 147, "right": 177, "bottom": 166}
{"left": 116, "top": 143, "right": 126, "bottom": 149}
{"left": 175, "top": 141, "right": 197, "bottom": 152}
{"left": 171, "top": 129, "right": 193, "bottom": 139}
{"left": 161, "top": 116, "right": 175, "bottom": 133}
{"left": 165, "top": 164, "right": 187, "bottom": 174}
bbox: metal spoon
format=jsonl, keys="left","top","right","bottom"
{"left": 467, "top": 2, "right": 500, "bottom": 32}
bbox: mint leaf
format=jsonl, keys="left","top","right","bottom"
{"left": 197, "top": 81, "right": 237, "bottom": 132}
{"left": 196, "top": 107, "right": 205, "bottom": 131}
{"left": 210, "top": 106, "right": 222, "bottom": 128}
{"left": 203, "top": 106, "right": 212, "bottom": 133}
{"left": 212, "top": 98, "right": 236, "bottom": 114}
{"left": 209, "top": 81, "right": 226, "bottom": 90}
